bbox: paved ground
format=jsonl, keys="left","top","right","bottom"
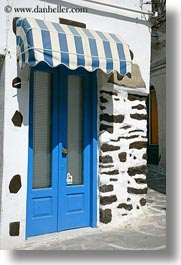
{"left": 21, "top": 164, "right": 166, "bottom": 250}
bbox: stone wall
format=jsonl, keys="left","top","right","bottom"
{"left": 98, "top": 71, "right": 148, "bottom": 224}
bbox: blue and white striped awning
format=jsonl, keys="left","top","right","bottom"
{"left": 16, "top": 17, "right": 132, "bottom": 75}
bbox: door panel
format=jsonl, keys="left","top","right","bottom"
{"left": 67, "top": 76, "right": 84, "bottom": 186}
{"left": 26, "top": 70, "right": 58, "bottom": 237}
{"left": 58, "top": 70, "right": 91, "bottom": 231}
{"left": 32, "top": 72, "right": 52, "bottom": 189}
{"left": 60, "top": 187, "right": 90, "bottom": 230}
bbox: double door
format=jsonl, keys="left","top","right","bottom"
{"left": 26, "top": 65, "right": 97, "bottom": 237}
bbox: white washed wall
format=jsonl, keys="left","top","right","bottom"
{"left": 0, "top": 0, "right": 151, "bottom": 249}
{"left": 0, "top": 58, "right": 5, "bottom": 234}
{"left": 98, "top": 71, "right": 148, "bottom": 225}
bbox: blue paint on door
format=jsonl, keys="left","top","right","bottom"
{"left": 26, "top": 66, "right": 59, "bottom": 237}
{"left": 26, "top": 64, "right": 97, "bottom": 237}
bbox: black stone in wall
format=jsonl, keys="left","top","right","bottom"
{"left": 100, "top": 106, "right": 106, "bottom": 111}
{"left": 118, "top": 152, "right": 127, "bottom": 162}
{"left": 141, "top": 136, "right": 147, "bottom": 139}
{"left": 99, "top": 155, "right": 113, "bottom": 163}
{"left": 9, "top": 222, "right": 20, "bottom": 236}
{"left": 121, "top": 125, "right": 132, "bottom": 130}
{"left": 100, "top": 195, "right": 117, "bottom": 205}
{"left": 12, "top": 111, "right": 23, "bottom": 127}
{"left": 99, "top": 184, "right": 114, "bottom": 193}
{"left": 129, "top": 141, "right": 147, "bottom": 149}
{"left": 117, "top": 203, "right": 133, "bottom": 211}
{"left": 142, "top": 153, "right": 147, "bottom": 160}
{"left": 130, "top": 113, "right": 147, "bottom": 120}
{"left": 100, "top": 96, "right": 108, "bottom": 103}
{"left": 9, "top": 174, "right": 22, "bottom": 193}
{"left": 112, "top": 135, "right": 139, "bottom": 142}
{"left": 100, "top": 90, "right": 118, "bottom": 96}
{"left": 127, "top": 165, "right": 147, "bottom": 176}
{"left": 128, "top": 94, "right": 147, "bottom": 101}
{"left": 121, "top": 135, "right": 140, "bottom": 139}
{"left": 129, "top": 129, "right": 144, "bottom": 133}
{"left": 101, "top": 144, "right": 120, "bottom": 152}
{"left": 100, "top": 114, "right": 124, "bottom": 123}
{"left": 127, "top": 187, "right": 148, "bottom": 194}
{"left": 99, "top": 165, "right": 114, "bottom": 169}
{"left": 100, "top": 124, "right": 113, "bottom": 133}
{"left": 140, "top": 198, "right": 147, "bottom": 206}
{"left": 132, "top": 104, "right": 146, "bottom": 110}
{"left": 110, "top": 178, "right": 118, "bottom": 182}
{"left": 134, "top": 178, "right": 147, "bottom": 184}
{"left": 101, "top": 169, "right": 119, "bottom": 175}
{"left": 100, "top": 209, "right": 112, "bottom": 224}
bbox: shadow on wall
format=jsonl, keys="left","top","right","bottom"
{"left": 15, "top": 63, "right": 98, "bottom": 147}
{"left": 98, "top": 71, "right": 114, "bottom": 139}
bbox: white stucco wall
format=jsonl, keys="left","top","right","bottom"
{"left": 98, "top": 71, "right": 148, "bottom": 226}
{"left": 0, "top": 0, "right": 151, "bottom": 249}
{"left": 0, "top": 58, "right": 5, "bottom": 238}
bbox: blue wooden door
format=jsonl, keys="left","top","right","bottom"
{"left": 26, "top": 65, "right": 97, "bottom": 238}
{"left": 26, "top": 67, "right": 59, "bottom": 237}
{"left": 58, "top": 67, "right": 91, "bottom": 230}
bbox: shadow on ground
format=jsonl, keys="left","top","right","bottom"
{"left": 147, "top": 164, "right": 166, "bottom": 194}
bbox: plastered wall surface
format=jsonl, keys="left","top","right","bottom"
{"left": 98, "top": 71, "right": 148, "bottom": 225}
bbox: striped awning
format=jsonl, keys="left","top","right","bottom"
{"left": 16, "top": 17, "right": 132, "bottom": 75}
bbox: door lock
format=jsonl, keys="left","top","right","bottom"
{"left": 62, "top": 148, "right": 68, "bottom": 155}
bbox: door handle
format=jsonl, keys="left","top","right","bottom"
{"left": 62, "top": 148, "right": 68, "bottom": 155}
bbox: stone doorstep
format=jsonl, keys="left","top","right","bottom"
{"left": 22, "top": 227, "right": 101, "bottom": 250}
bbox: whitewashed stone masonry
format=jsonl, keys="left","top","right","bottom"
{"left": 97, "top": 71, "right": 148, "bottom": 224}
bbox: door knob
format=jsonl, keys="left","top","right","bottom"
{"left": 62, "top": 148, "right": 68, "bottom": 155}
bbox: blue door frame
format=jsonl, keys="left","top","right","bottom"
{"left": 26, "top": 63, "right": 97, "bottom": 238}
